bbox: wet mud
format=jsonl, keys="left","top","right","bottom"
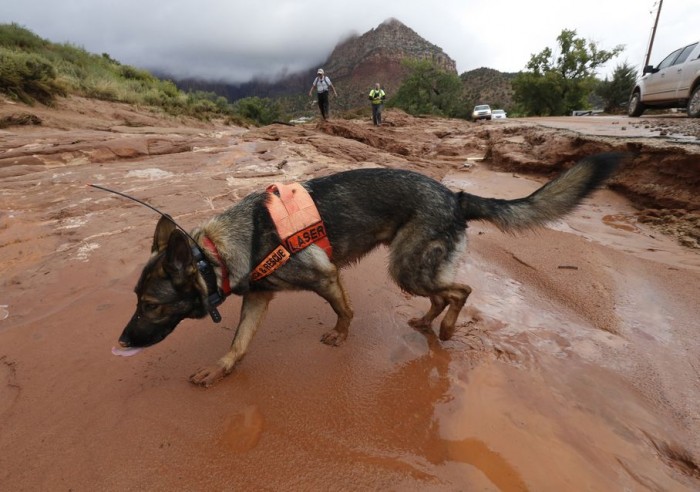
{"left": 1, "top": 97, "right": 699, "bottom": 490}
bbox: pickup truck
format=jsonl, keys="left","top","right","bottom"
{"left": 628, "top": 41, "right": 700, "bottom": 118}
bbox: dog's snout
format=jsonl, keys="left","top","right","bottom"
{"left": 118, "top": 329, "right": 132, "bottom": 348}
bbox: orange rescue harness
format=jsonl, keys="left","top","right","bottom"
{"left": 251, "top": 183, "right": 332, "bottom": 281}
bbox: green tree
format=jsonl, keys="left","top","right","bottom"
{"left": 513, "top": 29, "right": 623, "bottom": 115}
{"left": 596, "top": 62, "right": 637, "bottom": 113}
{"left": 389, "top": 59, "right": 464, "bottom": 117}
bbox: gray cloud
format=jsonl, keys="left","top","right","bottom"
{"left": 2, "top": 0, "right": 697, "bottom": 83}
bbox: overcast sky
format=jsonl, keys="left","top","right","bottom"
{"left": 3, "top": 0, "right": 698, "bottom": 83}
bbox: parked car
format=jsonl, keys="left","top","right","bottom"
{"left": 628, "top": 40, "right": 700, "bottom": 117}
{"left": 492, "top": 109, "right": 507, "bottom": 120}
{"left": 472, "top": 104, "right": 492, "bottom": 121}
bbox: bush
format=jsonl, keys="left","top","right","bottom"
{"left": 0, "top": 23, "right": 49, "bottom": 51}
{"left": 232, "top": 96, "right": 281, "bottom": 125}
{"left": 120, "top": 65, "right": 156, "bottom": 83}
{"left": 0, "top": 48, "right": 65, "bottom": 104}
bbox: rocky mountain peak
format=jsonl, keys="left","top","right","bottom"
{"left": 319, "top": 18, "right": 456, "bottom": 106}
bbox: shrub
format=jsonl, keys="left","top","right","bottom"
{"left": 0, "top": 48, "right": 65, "bottom": 104}
{"left": 232, "top": 96, "right": 281, "bottom": 125}
{"left": 0, "top": 23, "right": 49, "bottom": 51}
{"left": 81, "top": 76, "right": 121, "bottom": 101}
{"left": 120, "top": 65, "right": 155, "bottom": 83}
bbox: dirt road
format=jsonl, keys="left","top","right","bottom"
{"left": 1, "top": 98, "right": 699, "bottom": 490}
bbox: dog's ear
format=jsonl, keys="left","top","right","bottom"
{"left": 164, "top": 229, "right": 195, "bottom": 286}
{"left": 152, "top": 215, "right": 177, "bottom": 253}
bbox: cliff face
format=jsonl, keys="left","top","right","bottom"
{"left": 326, "top": 19, "right": 456, "bottom": 76}
{"left": 321, "top": 18, "right": 457, "bottom": 105}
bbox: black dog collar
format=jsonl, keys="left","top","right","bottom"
{"left": 192, "top": 245, "right": 224, "bottom": 323}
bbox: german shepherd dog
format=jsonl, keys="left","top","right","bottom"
{"left": 115, "top": 153, "right": 620, "bottom": 386}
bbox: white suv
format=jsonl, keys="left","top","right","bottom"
{"left": 472, "top": 104, "right": 492, "bottom": 121}
{"left": 628, "top": 41, "right": 700, "bottom": 118}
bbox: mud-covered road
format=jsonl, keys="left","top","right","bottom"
{"left": 1, "top": 97, "right": 699, "bottom": 490}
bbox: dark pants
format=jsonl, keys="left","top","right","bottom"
{"left": 317, "top": 91, "right": 329, "bottom": 119}
{"left": 372, "top": 104, "right": 383, "bottom": 125}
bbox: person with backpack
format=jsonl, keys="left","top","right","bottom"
{"left": 308, "top": 68, "right": 338, "bottom": 120}
{"left": 368, "top": 82, "right": 386, "bottom": 126}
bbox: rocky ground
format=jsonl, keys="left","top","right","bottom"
{"left": 0, "top": 96, "right": 699, "bottom": 490}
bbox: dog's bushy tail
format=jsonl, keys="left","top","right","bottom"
{"left": 459, "top": 153, "right": 623, "bottom": 232}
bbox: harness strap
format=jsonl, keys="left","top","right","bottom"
{"left": 267, "top": 183, "right": 332, "bottom": 257}
{"left": 251, "top": 182, "right": 332, "bottom": 281}
{"left": 250, "top": 245, "right": 291, "bottom": 282}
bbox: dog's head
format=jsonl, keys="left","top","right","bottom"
{"left": 117, "top": 216, "right": 208, "bottom": 350}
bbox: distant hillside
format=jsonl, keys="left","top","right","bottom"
{"left": 174, "top": 18, "right": 458, "bottom": 114}
{"left": 1, "top": 22, "right": 517, "bottom": 123}
{"left": 460, "top": 67, "right": 517, "bottom": 112}
{"left": 0, "top": 23, "right": 283, "bottom": 125}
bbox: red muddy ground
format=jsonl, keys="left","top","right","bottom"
{"left": 1, "top": 97, "right": 699, "bottom": 490}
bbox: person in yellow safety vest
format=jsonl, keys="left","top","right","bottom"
{"left": 368, "top": 82, "right": 386, "bottom": 126}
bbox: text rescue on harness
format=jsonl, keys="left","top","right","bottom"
{"left": 251, "top": 183, "right": 332, "bottom": 281}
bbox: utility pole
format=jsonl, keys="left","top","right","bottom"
{"left": 644, "top": 0, "right": 663, "bottom": 69}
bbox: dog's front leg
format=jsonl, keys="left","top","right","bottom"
{"left": 314, "top": 272, "right": 354, "bottom": 346}
{"left": 189, "top": 290, "right": 274, "bottom": 387}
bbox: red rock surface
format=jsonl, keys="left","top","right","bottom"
{"left": 1, "top": 96, "right": 699, "bottom": 490}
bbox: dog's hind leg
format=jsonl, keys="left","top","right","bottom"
{"left": 408, "top": 286, "right": 471, "bottom": 339}
{"left": 313, "top": 270, "right": 354, "bottom": 346}
{"left": 190, "top": 290, "right": 274, "bottom": 387}
{"left": 408, "top": 295, "right": 447, "bottom": 332}
{"left": 435, "top": 284, "right": 472, "bottom": 340}
{"left": 391, "top": 231, "right": 471, "bottom": 340}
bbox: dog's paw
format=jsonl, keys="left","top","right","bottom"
{"left": 320, "top": 329, "right": 347, "bottom": 346}
{"left": 439, "top": 324, "right": 457, "bottom": 341}
{"left": 189, "top": 365, "right": 227, "bottom": 387}
{"left": 408, "top": 317, "right": 432, "bottom": 333}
